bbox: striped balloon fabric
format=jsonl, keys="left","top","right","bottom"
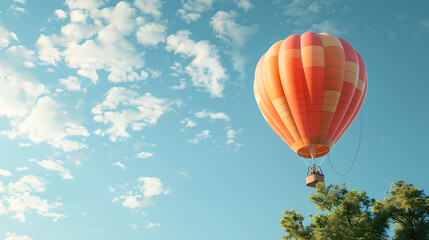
{"left": 254, "top": 32, "right": 367, "bottom": 159}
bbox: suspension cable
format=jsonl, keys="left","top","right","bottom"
{"left": 299, "top": 156, "right": 310, "bottom": 167}
{"left": 327, "top": 109, "right": 363, "bottom": 176}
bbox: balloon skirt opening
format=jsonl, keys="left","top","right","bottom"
{"left": 297, "top": 145, "right": 330, "bottom": 159}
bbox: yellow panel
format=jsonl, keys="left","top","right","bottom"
{"left": 319, "top": 33, "right": 343, "bottom": 48}
{"left": 357, "top": 79, "right": 365, "bottom": 91}
{"left": 345, "top": 61, "right": 359, "bottom": 73}
{"left": 323, "top": 97, "right": 340, "bottom": 105}
{"left": 323, "top": 90, "right": 341, "bottom": 98}
{"left": 302, "top": 56, "right": 325, "bottom": 67}
{"left": 322, "top": 105, "right": 337, "bottom": 112}
{"left": 344, "top": 71, "right": 358, "bottom": 86}
{"left": 265, "top": 41, "right": 282, "bottom": 58}
{"left": 279, "top": 49, "right": 301, "bottom": 59}
{"left": 279, "top": 111, "right": 292, "bottom": 120}
{"left": 272, "top": 96, "right": 287, "bottom": 107}
{"left": 301, "top": 46, "right": 324, "bottom": 57}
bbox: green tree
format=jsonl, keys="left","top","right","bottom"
{"left": 280, "top": 181, "right": 429, "bottom": 240}
{"left": 373, "top": 181, "right": 429, "bottom": 240}
{"left": 280, "top": 183, "right": 389, "bottom": 240}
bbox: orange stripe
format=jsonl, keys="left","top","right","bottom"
{"left": 279, "top": 34, "right": 310, "bottom": 148}
{"left": 326, "top": 38, "right": 359, "bottom": 142}
{"left": 254, "top": 55, "right": 295, "bottom": 146}
{"left": 300, "top": 32, "right": 324, "bottom": 145}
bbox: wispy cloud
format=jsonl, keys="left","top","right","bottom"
{"left": 195, "top": 109, "right": 230, "bottom": 121}
{"left": 92, "top": 87, "right": 179, "bottom": 142}
{"left": 188, "top": 130, "right": 211, "bottom": 144}
{"left": 0, "top": 169, "right": 12, "bottom": 177}
{"left": 166, "top": 30, "right": 227, "bottom": 98}
{"left": 136, "top": 22, "right": 166, "bottom": 46}
{"left": 5, "top": 232, "right": 33, "bottom": 240}
{"left": 113, "top": 177, "right": 168, "bottom": 210}
{"left": 180, "top": 118, "right": 197, "bottom": 132}
{"left": 113, "top": 162, "right": 126, "bottom": 170}
{"left": 0, "top": 175, "right": 66, "bottom": 223}
{"left": 134, "top": 0, "right": 163, "bottom": 18}
{"left": 0, "top": 24, "right": 18, "bottom": 49}
{"left": 210, "top": 11, "right": 257, "bottom": 76}
{"left": 177, "top": 0, "right": 214, "bottom": 23}
{"left": 136, "top": 151, "right": 154, "bottom": 159}
{"left": 37, "top": 160, "right": 74, "bottom": 179}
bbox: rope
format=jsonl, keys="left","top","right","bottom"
{"left": 299, "top": 156, "right": 310, "bottom": 167}
{"left": 327, "top": 109, "right": 363, "bottom": 176}
{"left": 318, "top": 154, "right": 328, "bottom": 166}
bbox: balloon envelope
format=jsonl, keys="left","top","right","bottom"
{"left": 254, "top": 32, "right": 367, "bottom": 159}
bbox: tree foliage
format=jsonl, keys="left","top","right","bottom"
{"left": 280, "top": 181, "right": 429, "bottom": 240}
{"left": 373, "top": 181, "right": 429, "bottom": 240}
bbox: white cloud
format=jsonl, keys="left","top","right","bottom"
{"left": 177, "top": 9, "right": 201, "bottom": 23}
{"left": 166, "top": 30, "right": 227, "bottom": 98}
{"left": 282, "top": 0, "right": 321, "bottom": 24}
{"left": 147, "top": 69, "right": 161, "bottom": 78}
{"left": 0, "top": 24, "right": 18, "bottom": 49}
{"left": 2, "top": 96, "right": 89, "bottom": 152}
{"left": 234, "top": 0, "right": 253, "bottom": 11}
{"left": 63, "top": 3, "right": 144, "bottom": 83}
{"left": 138, "top": 177, "right": 165, "bottom": 198}
{"left": 37, "top": 160, "right": 74, "bottom": 179}
{"left": 136, "top": 151, "right": 153, "bottom": 159}
{"left": 0, "top": 169, "right": 12, "bottom": 177}
{"left": 180, "top": 118, "right": 196, "bottom": 131}
{"left": 6, "top": 45, "right": 36, "bottom": 68}
{"left": 114, "top": 177, "right": 168, "bottom": 210}
{"left": 211, "top": 11, "right": 257, "bottom": 47}
{"left": 210, "top": 11, "right": 257, "bottom": 76}
{"left": 92, "top": 87, "right": 177, "bottom": 142}
{"left": 178, "top": 171, "right": 191, "bottom": 179}
{"left": 136, "top": 22, "right": 166, "bottom": 46}
{"left": 13, "top": 0, "right": 27, "bottom": 3}
{"left": 36, "top": 35, "right": 61, "bottom": 66}
{"left": 134, "top": 0, "right": 162, "bottom": 18}
{"left": 0, "top": 175, "right": 66, "bottom": 223}
{"left": 18, "top": 143, "right": 31, "bottom": 147}
{"left": 43, "top": 2, "right": 147, "bottom": 84}
{"left": 188, "top": 130, "right": 210, "bottom": 144}
{"left": 5, "top": 232, "right": 33, "bottom": 240}
{"left": 70, "top": 9, "right": 88, "bottom": 23}
{"left": 309, "top": 20, "right": 344, "bottom": 36}
{"left": 143, "top": 222, "right": 160, "bottom": 228}
{"left": 113, "top": 162, "right": 126, "bottom": 170}
{"left": 59, "top": 76, "right": 84, "bottom": 92}
{"left": 10, "top": 6, "right": 26, "bottom": 14}
{"left": 55, "top": 9, "right": 67, "bottom": 19}
{"left": 226, "top": 129, "right": 238, "bottom": 145}
{"left": 281, "top": 0, "right": 348, "bottom": 29}
{"left": 17, "top": 167, "right": 29, "bottom": 172}
{"left": 0, "top": 66, "right": 47, "bottom": 118}
{"left": 195, "top": 109, "right": 230, "bottom": 121}
{"left": 60, "top": 22, "right": 100, "bottom": 44}
{"left": 65, "top": 0, "right": 103, "bottom": 10}
{"left": 178, "top": 0, "right": 214, "bottom": 23}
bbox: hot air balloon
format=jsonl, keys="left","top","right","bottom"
{"left": 254, "top": 32, "right": 367, "bottom": 187}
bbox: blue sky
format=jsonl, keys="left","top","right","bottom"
{"left": 0, "top": 0, "right": 428, "bottom": 239}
